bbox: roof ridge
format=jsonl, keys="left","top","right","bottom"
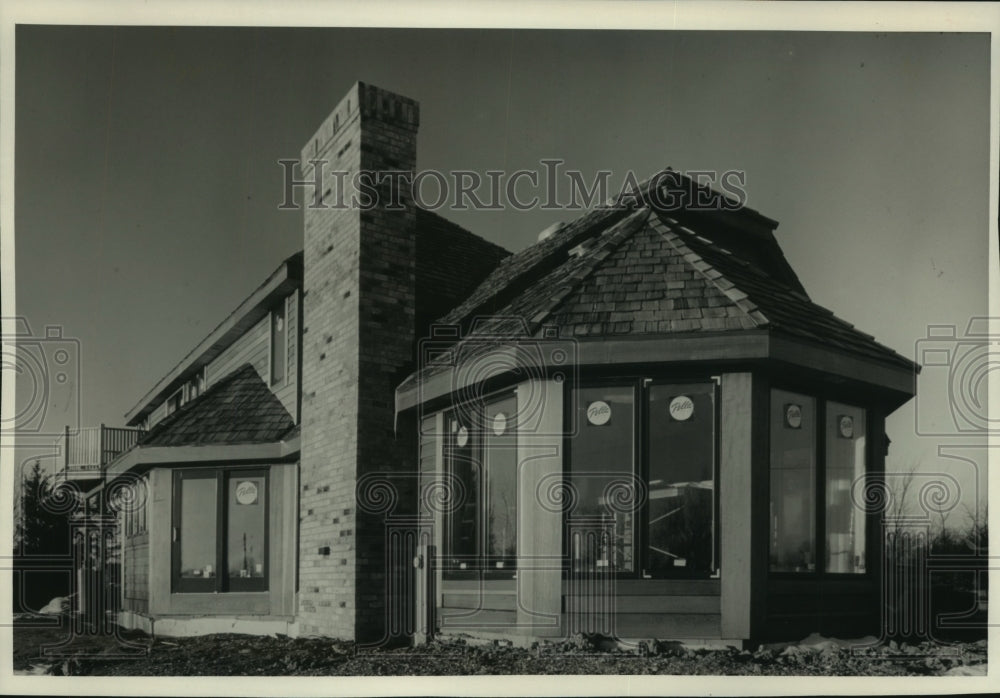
{"left": 437, "top": 205, "right": 637, "bottom": 326}
{"left": 524, "top": 208, "right": 653, "bottom": 334}
{"left": 649, "top": 216, "right": 770, "bottom": 328}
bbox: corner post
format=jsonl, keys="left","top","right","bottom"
{"left": 719, "top": 372, "right": 768, "bottom": 643}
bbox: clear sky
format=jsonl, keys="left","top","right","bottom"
{"left": 12, "top": 27, "right": 991, "bottom": 520}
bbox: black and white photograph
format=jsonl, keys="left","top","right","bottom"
{"left": 1, "top": 1, "right": 997, "bottom": 694}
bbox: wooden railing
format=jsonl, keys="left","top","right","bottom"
{"left": 59, "top": 425, "right": 145, "bottom": 478}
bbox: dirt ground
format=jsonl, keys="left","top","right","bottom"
{"left": 11, "top": 620, "right": 987, "bottom": 677}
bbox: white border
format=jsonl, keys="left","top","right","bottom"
{"left": 1, "top": 1, "right": 998, "bottom": 696}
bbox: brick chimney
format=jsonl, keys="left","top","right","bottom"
{"left": 296, "top": 82, "right": 419, "bottom": 641}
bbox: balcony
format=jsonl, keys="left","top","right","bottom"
{"left": 56, "top": 425, "right": 146, "bottom": 482}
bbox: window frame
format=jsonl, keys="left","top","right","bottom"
{"left": 171, "top": 467, "right": 270, "bottom": 594}
{"left": 165, "top": 388, "right": 183, "bottom": 416}
{"left": 269, "top": 299, "right": 288, "bottom": 387}
{"left": 441, "top": 387, "right": 519, "bottom": 581}
{"left": 767, "top": 384, "right": 872, "bottom": 579}
{"left": 642, "top": 378, "right": 720, "bottom": 579}
{"left": 564, "top": 374, "right": 721, "bottom": 581}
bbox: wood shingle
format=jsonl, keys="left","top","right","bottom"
{"left": 138, "top": 363, "right": 295, "bottom": 447}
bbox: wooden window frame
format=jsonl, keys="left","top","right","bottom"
{"left": 171, "top": 467, "right": 270, "bottom": 594}
{"left": 441, "top": 388, "right": 519, "bottom": 581}
{"left": 767, "top": 386, "right": 871, "bottom": 579}
{"left": 564, "top": 374, "right": 721, "bottom": 581}
{"left": 269, "top": 300, "right": 288, "bottom": 387}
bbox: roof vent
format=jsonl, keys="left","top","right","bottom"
{"left": 537, "top": 221, "right": 567, "bottom": 242}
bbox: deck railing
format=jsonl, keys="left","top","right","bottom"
{"left": 58, "top": 425, "right": 145, "bottom": 479}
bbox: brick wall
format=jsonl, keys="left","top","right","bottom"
{"left": 298, "top": 82, "right": 419, "bottom": 640}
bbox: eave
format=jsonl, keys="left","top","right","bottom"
{"left": 91, "top": 431, "right": 302, "bottom": 496}
{"left": 394, "top": 329, "right": 917, "bottom": 415}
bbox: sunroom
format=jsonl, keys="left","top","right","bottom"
{"left": 395, "top": 190, "right": 917, "bottom": 645}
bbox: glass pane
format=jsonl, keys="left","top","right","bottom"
{"left": 227, "top": 475, "right": 266, "bottom": 579}
{"left": 647, "top": 383, "right": 715, "bottom": 575}
{"left": 271, "top": 306, "right": 286, "bottom": 384}
{"left": 445, "top": 415, "right": 479, "bottom": 570}
{"left": 769, "top": 390, "right": 816, "bottom": 572}
{"left": 484, "top": 395, "right": 517, "bottom": 570}
{"left": 179, "top": 476, "right": 217, "bottom": 579}
{"left": 825, "top": 402, "right": 867, "bottom": 573}
{"left": 568, "top": 385, "right": 636, "bottom": 573}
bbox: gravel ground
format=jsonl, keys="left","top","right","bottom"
{"left": 12, "top": 621, "right": 987, "bottom": 677}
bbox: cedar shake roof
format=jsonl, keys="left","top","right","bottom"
{"left": 138, "top": 363, "right": 295, "bottom": 447}
{"left": 401, "top": 171, "right": 916, "bottom": 390}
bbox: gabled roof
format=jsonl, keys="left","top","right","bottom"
{"left": 138, "top": 363, "right": 295, "bottom": 447}
{"left": 399, "top": 173, "right": 917, "bottom": 395}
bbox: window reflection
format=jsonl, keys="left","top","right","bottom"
{"left": 227, "top": 475, "right": 266, "bottom": 581}
{"left": 769, "top": 390, "right": 817, "bottom": 572}
{"left": 568, "top": 385, "right": 636, "bottom": 573}
{"left": 179, "top": 475, "right": 217, "bottom": 579}
{"left": 444, "top": 415, "right": 479, "bottom": 570}
{"left": 825, "top": 403, "right": 866, "bottom": 573}
{"left": 647, "top": 383, "right": 715, "bottom": 575}
{"left": 484, "top": 395, "right": 517, "bottom": 569}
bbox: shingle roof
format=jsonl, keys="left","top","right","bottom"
{"left": 138, "top": 363, "right": 295, "bottom": 447}
{"left": 658, "top": 214, "right": 911, "bottom": 369}
{"left": 437, "top": 204, "right": 635, "bottom": 327}
{"left": 400, "top": 180, "right": 916, "bottom": 391}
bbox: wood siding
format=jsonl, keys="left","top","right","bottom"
{"left": 280, "top": 290, "right": 299, "bottom": 421}
{"left": 207, "top": 314, "right": 269, "bottom": 389}
{"left": 564, "top": 578, "right": 722, "bottom": 639}
{"left": 144, "top": 290, "right": 300, "bottom": 430}
{"left": 123, "top": 532, "right": 149, "bottom": 613}
{"left": 417, "top": 413, "right": 444, "bottom": 608}
{"left": 148, "top": 401, "right": 169, "bottom": 430}
{"left": 439, "top": 579, "right": 518, "bottom": 630}
{"left": 765, "top": 577, "right": 880, "bottom": 639}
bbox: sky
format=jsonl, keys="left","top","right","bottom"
{"left": 9, "top": 26, "right": 992, "bottom": 521}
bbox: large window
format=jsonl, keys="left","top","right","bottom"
{"left": 567, "top": 380, "right": 717, "bottom": 578}
{"left": 825, "top": 402, "right": 867, "bottom": 573}
{"left": 444, "top": 413, "right": 479, "bottom": 570}
{"left": 567, "top": 385, "right": 637, "bottom": 573}
{"left": 646, "top": 382, "right": 716, "bottom": 575}
{"left": 442, "top": 392, "right": 518, "bottom": 577}
{"left": 769, "top": 389, "right": 867, "bottom": 574}
{"left": 769, "top": 390, "right": 817, "bottom": 573}
{"left": 172, "top": 468, "right": 268, "bottom": 592}
{"left": 484, "top": 395, "right": 517, "bottom": 570}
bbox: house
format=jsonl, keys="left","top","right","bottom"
{"left": 74, "top": 81, "right": 917, "bottom": 647}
